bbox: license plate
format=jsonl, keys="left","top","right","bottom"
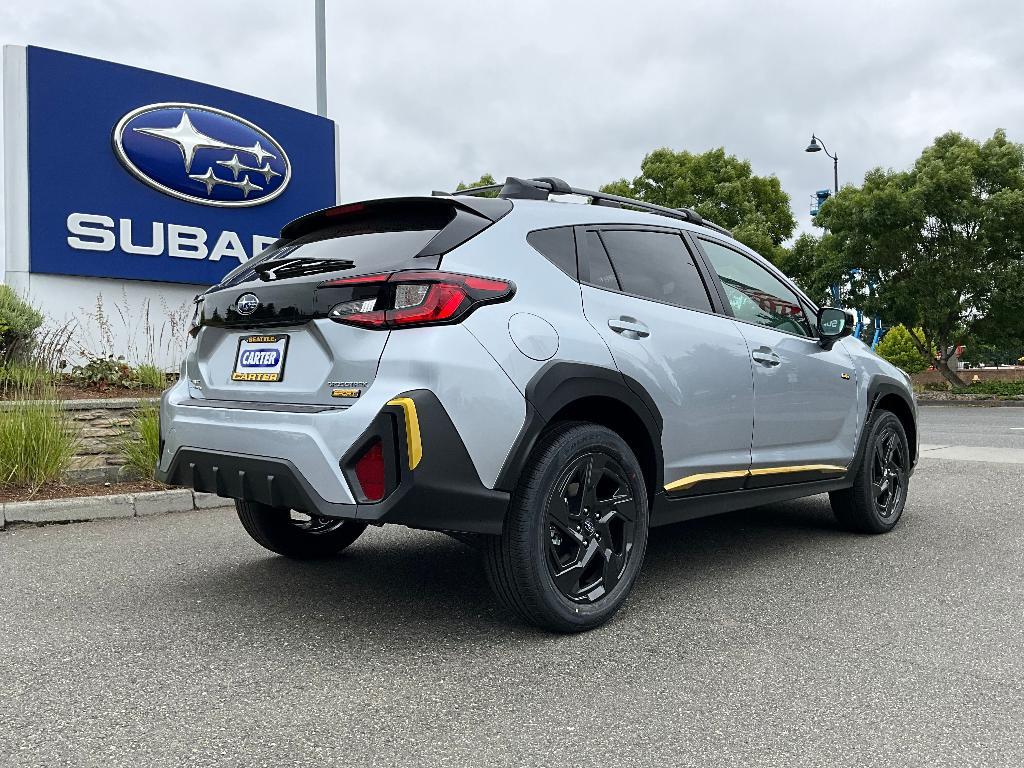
{"left": 232, "top": 334, "right": 289, "bottom": 382}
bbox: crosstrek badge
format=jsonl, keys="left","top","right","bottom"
{"left": 232, "top": 334, "right": 288, "bottom": 382}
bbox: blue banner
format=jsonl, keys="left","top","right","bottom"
{"left": 25, "top": 46, "right": 336, "bottom": 285}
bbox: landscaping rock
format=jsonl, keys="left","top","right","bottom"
{"left": 65, "top": 466, "right": 121, "bottom": 484}
{"left": 68, "top": 454, "right": 109, "bottom": 470}
{"left": 134, "top": 489, "right": 193, "bottom": 516}
{"left": 5, "top": 494, "right": 134, "bottom": 524}
{"left": 80, "top": 426, "right": 122, "bottom": 438}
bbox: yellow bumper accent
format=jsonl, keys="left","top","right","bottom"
{"left": 665, "top": 464, "right": 846, "bottom": 493}
{"left": 387, "top": 397, "right": 422, "bottom": 470}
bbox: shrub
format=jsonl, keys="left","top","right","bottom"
{"left": 0, "top": 390, "right": 77, "bottom": 490}
{"left": 0, "top": 362, "right": 54, "bottom": 398}
{"left": 70, "top": 354, "right": 137, "bottom": 389}
{"left": 116, "top": 405, "right": 161, "bottom": 480}
{"left": 0, "top": 286, "right": 44, "bottom": 363}
{"left": 876, "top": 325, "right": 931, "bottom": 375}
{"left": 135, "top": 363, "right": 166, "bottom": 390}
{"left": 952, "top": 380, "right": 1024, "bottom": 397}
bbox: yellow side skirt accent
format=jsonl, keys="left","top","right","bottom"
{"left": 663, "top": 469, "right": 749, "bottom": 492}
{"left": 387, "top": 397, "right": 422, "bottom": 470}
{"left": 664, "top": 464, "right": 846, "bottom": 493}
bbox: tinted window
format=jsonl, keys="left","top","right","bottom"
{"left": 527, "top": 227, "right": 577, "bottom": 278}
{"left": 584, "top": 231, "right": 621, "bottom": 291}
{"left": 699, "top": 238, "right": 813, "bottom": 336}
{"left": 598, "top": 230, "right": 712, "bottom": 312}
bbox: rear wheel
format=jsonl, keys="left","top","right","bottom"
{"left": 830, "top": 410, "right": 910, "bottom": 534}
{"left": 235, "top": 500, "right": 368, "bottom": 558}
{"left": 484, "top": 422, "right": 649, "bottom": 633}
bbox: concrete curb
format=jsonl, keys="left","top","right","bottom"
{"left": 1, "top": 489, "right": 233, "bottom": 529}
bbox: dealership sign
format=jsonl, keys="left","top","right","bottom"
{"left": 4, "top": 46, "right": 337, "bottom": 286}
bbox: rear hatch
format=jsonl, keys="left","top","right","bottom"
{"left": 186, "top": 196, "right": 512, "bottom": 405}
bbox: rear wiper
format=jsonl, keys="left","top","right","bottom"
{"left": 256, "top": 258, "right": 355, "bottom": 281}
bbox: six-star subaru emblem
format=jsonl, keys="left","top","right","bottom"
{"left": 113, "top": 103, "right": 291, "bottom": 207}
{"left": 236, "top": 293, "right": 260, "bottom": 315}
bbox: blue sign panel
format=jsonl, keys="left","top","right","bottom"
{"left": 24, "top": 46, "right": 336, "bottom": 285}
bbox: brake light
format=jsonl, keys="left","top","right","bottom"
{"left": 354, "top": 439, "right": 386, "bottom": 501}
{"left": 321, "top": 270, "right": 514, "bottom": 329}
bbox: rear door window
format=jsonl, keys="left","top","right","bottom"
{"left": 597, "top": 230, "right": 713, "bottom": 312}
{"left": 582, "top": 230, "right": 621, "bottom": 291}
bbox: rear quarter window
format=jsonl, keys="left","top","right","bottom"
{"left": 527, "top": 227, "right": 578, "bottom": 279}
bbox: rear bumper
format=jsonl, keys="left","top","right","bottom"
{"left": 157, "top": 388, "right": 509, "bottom": 534}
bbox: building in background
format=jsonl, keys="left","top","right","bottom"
{"left": 2, "top": 45, "right": 338, "bottom": 368}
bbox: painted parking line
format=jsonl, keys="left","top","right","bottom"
{"left": 918, "top": 444, "right": 1024, "bottom": 464}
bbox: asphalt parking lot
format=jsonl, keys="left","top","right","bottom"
{"left": 1, "top": 405, "right": 1022, "bottom": 767}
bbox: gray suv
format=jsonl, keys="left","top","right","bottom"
{"left": 158, "top": 176, "right": 918, "bottom": 632}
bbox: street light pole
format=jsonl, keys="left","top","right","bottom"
{"left": 315, "top": 0, "right": 327, "bottom": 117}
{"left": 805, "top": 134, "right": 838, "bottom": 195}
{"left": 804, "top": 133, "right": 842, "bottom": 306}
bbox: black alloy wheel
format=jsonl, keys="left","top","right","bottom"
{"left": 483, "top": 422, "right": 649, "bottom": 633}
{"left": 830, "top": 409, "right": 911, "bottom": 534}
{"left": 871, "top": 423, "right": 907, "bottom": 520}
{"left": 288, "top": 509, "right": 349, "bottom": 534}
{"left": 236, "top": 499, "right": 368, "bottom": 558}
{"left": 546, "top": 452, "right": 638, "bottom": 603}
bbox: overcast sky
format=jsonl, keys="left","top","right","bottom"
{"left": 2, "top": 0, "right": 1022, "bottom": 240}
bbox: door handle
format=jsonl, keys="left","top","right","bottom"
{"left": 751, "top": 346, "right": 781, "bottom": 367}
{"left": 608, "top": 316, "right": 650, "bottom": 339}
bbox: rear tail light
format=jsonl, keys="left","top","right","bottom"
{"left": 353, "top": 439, "right": 386, "bottom": 501}
{"left": 320, "top": 270, "right": 514, "bottom": 329}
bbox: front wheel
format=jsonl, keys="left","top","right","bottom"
{"left": 483, "top": 422, "right": 649, "bottom": 633}
{"left": 830, "top": 410, "right": 911, "bottom": 534}
{"left": 236, "top": 500, "right": 368, "bottom": 559}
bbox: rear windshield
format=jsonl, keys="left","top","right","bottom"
{"left": 216, "top": 204, "right": 455, "bottom": 288}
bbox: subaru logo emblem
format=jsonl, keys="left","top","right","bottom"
{"left": 236, "top": 293, "right": 259, "bottom": 315}
{"left": 112, "top": 103, "right": 291, "bottom": 207}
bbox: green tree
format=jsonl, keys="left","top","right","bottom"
{"left": 773, "top": 233, "right": 847, "bottom": 307}
{"left": 875, "top": 325, "right": 931, "bottom": 375}
{"left": 969, "top": 261, "right": 1024, "bottom": 362}
{"left": 455, "top": 173, "right": 499, "bottom": 198}
{"left": 601, "top": 147, "right": 796, "bottom": 257}
{"left": 816, "top": 129, "right": 1024, "bottom": 387}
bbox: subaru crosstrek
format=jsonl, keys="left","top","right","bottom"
{"left": 158, "top": 176, "right": 918, "bottom": 632}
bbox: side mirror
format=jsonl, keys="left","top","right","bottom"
{"left": 817, "top": 307, "right": 852, "bottom": 348}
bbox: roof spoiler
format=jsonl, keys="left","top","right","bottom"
{"left": 281, "top": 195, "right": 512, "bottom": 241}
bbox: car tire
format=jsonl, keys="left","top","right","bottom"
{"left": 235, "top": 500, "right": 368, "bottom": 559}
{"left": 829, "top": 410, "right": 911, "bottom": 534}
{"left": 483, "top": 422, "right": 649, "bottom": 633}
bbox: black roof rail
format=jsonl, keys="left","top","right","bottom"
{"left": 446, "top": 177, "right": 733, "bottom": 238}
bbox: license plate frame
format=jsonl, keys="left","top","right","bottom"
{"left": 231, "top": 334, "right": 290, "bottom": 383}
